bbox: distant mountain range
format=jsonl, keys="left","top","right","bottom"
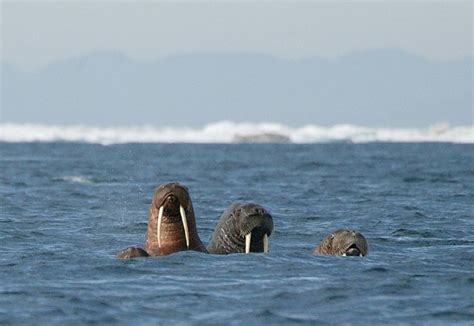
{"left": 1, "top": 50, "right": 472, "bottom": 127}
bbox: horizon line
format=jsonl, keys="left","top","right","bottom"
{"left": 3, "top": 48, "right": 473, "bottom": 74}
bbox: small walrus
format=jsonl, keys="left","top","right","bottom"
{"left": 314, "top": 229, "right": 368, "bottom": 256}
{"left": 207, "top": 203, "right": 273, "bottom": 254}
{"left": 117, "top": 182, "right": 207, "bottom": 258}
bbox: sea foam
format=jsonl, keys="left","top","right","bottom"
{"left": 0, "top": 122, "right": 472, "bottom": 145}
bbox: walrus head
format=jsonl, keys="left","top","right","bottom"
{"left": 207, "top": 203, "right": 274, "bottom": 254}
{"left": 144, "top": 182, "right": 207, "bottom": 256}
{"left": 314, "top": 229, "right": 368, "bottom": 257}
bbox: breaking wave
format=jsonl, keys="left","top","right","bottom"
{"left": 54, "top": 175, "right": 93, "bottom": 184}
{"left": 0, "top": 122, "right": 472, "bottom": 145}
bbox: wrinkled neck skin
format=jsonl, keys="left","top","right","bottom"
{"left": 144, "top": 198, "right": 207, "bottom": 256}
{"left": 207, "top": 203, "right": 273, "bottom": 254}
{"left": 207, "top": 212, "right": 243, "bottom": 254}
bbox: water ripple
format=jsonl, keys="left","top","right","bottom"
{"left": 0, "top": 142, "right": 473, "bottom": 324}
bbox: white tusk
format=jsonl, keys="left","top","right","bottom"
{"left": 342, "top": 253, "right": 347, "bottom": 256}
{"left": 245, "top": 233, "right": 251, "bottom": 254}
{"left": 180, "top": 205, "right": 190, "bottom": 248}
{"left": 263, "top": 234, "right": 269, "bottom": 253}
{"left": 157, "top": 206, "right": 164, "bottom": 248}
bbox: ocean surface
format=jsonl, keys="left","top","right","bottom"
{"left": 1, "top": 142, "right": 473, "bottom": 324}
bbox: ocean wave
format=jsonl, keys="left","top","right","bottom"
{"left": 54, "top": 176, "right": 93, "bottom": 184}
{"left": 0, "top": 122, "right": 472, "bottom": 144}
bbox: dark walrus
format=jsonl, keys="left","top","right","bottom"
{"left": 207, "top": 203, "right": 273, "bottom": 254}
{"left": 314, "top": 229, "right": 368, "bottom": 256}
{"left": 117, "top": 182, "right": 207, "bottom": 258}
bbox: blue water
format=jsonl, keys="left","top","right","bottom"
{"left": 1, "top": 143, "right": 473, "bottom": 324}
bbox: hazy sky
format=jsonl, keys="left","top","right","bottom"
{"left": 1, "top": 1, "right": 472, "bottom": 72}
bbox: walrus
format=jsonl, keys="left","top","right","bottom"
{"left": 314, "top": 229, "right": 368, "bottom": 256}
{"left": 207, "top": 203, "right": 273, "bottom": 254}
{"left": 117, "top": 182, "right": 207, "bottom": 258}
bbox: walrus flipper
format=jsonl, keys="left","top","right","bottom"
{"left": 117, "top": 247, "right": 150, "bottom": 259}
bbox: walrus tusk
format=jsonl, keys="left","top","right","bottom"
{"left": 245, "top": 233, "right": 251, "bottom": 254}
{"left": 157, "top": 206, "right": 164, "bottom": 248}
{"left": 263, "top": 234, "right": 269, "bottom": 253}
{"left": 180, "top": 205, "right": 190, "bottom": 248}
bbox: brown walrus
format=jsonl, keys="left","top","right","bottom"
{"left": 314, "top": 229, "right": 368, "bottom": 256}
{"left": 117, "top": 182, "right": 207, "bottom": 258}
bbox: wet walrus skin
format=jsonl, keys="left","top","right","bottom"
{"left": 117, "top": 183, "right": 207, "bottom": 258}
{"left": 207, "top": 203, "right": 273, "bottom": 254}
{"left": 314, "top": 229, "right": 368, "bottom": 256}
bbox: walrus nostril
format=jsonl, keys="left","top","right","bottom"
{"left": 165, "top": 196, "right": 180, "bottom": 207}
{"left": 254, "top": 208, "right": 266, "bottom": 215}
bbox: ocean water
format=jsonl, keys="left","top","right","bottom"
{"left": 0, "top": 142, "right": 473, "bottom": 324}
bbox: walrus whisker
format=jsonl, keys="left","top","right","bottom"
{"left": 245, "top": 233, "right": 251, "bottom": 254}
{"left": 179, "top": 205, "right": 190, "bottom": 248}
{"left": 157, "top": 205, "right": 164, "bottom": 248}
{"left": 263, "top": 233, "right": 269, "bottom": 253}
